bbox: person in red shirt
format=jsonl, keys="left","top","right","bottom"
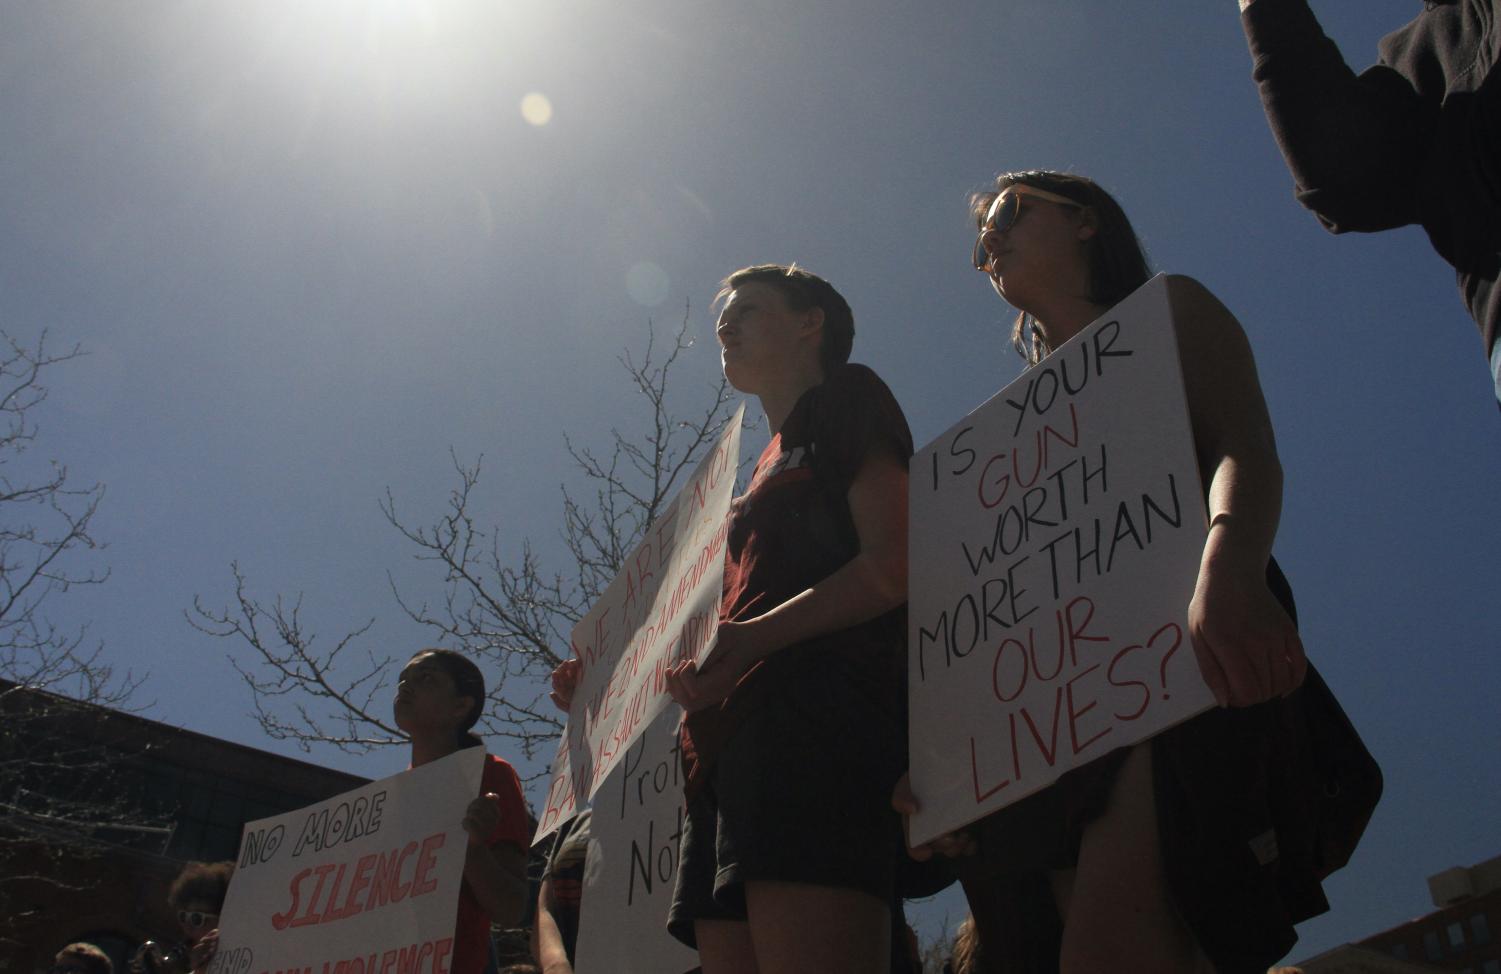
{"left": 551, "top": 264, "right": 915, "bottom": 973}
{"left": 396, "top": 648, "right": 533, "bottom": 974}
{"left": 192, "top": 649, "right": 532, "bottom": 974}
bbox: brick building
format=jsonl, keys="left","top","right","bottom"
{"left": 0, "top": 680, "right": 366, "bottom": 974}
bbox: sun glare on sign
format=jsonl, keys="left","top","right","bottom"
{"left": 520, "top": 92, "right": 554, "bottom": 126}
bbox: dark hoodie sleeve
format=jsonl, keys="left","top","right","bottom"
{"left": 1242, "top": 0, "right": 1427, "bottom": 233}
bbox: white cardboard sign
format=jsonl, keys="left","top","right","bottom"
{"left": 573, "top": 705, "right": 700, "bottom": 974}
{"left": 907, "top": 275, "right": 1213, "bottom": 845}
{"left": 206, "top": 748, "right": 486, "bottom": 974}
{"left": 536, "top": 404, "right": 744, "bottom": 841}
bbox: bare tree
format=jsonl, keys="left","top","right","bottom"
{"left": 0, "top": 332, "right": 120, "bottom": 698}
{"left": 191, "top": 312, "right": 735, "bottom": 768}
{"left": 0, "top": 331, "right": 168, "bottom": 937}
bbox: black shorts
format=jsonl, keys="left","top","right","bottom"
{"left": 956, "top": 562, "right": 1369, "bottom": 974}
{"left": 667, "top": 666, "right": 906, "bottom": 949}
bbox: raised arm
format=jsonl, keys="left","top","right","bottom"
{"left": 1168, "top": 275, "right": 1307, "bottom": 708}
{"left": 1241, "top": 0, "right": 1426, "bottom": 232}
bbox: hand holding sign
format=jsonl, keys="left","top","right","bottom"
{"left": 664, "top": 619, "right": 752, "bottom": 712}
{"left": 1188, "top": 548, "right": 1306, "bottom": 707}
{"left": 462, "top": 793, "right": 504, "bottom": 847}
{"left": 550, "top": 658, "right": 582, "bottom": 713}
{"left": 890, "top": 772, "right": 976, "bottom": 863}
{"left": 190, "top": 930, "right": 218, "bottom": 974}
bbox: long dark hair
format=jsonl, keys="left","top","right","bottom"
{"left": 971, "top": 170, "right": 1151, "bottom": 364}
{"left": 410, "top": 648, "right": 487, "bottom": 750}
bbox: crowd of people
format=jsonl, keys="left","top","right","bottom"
{"left": 51, "top": 1, "right": 1496, "bottom": 971}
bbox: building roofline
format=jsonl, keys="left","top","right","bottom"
{"left": 0, "top": 678, "right": 371, "bottom": 790}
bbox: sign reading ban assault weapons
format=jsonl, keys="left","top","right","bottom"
{"left": 907, "top": 275, "right": 1215, "bottom": 846}
{"left": 535, "top": 404, "right": 745, "bottom": 842}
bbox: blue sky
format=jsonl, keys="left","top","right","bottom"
{"left": 3, "top": 0, "right": 1497, "bottom": 962}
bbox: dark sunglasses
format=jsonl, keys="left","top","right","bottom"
{"left": 178, "top": 909, "right": 218, "bottom": 928}
{"left": 972, "top": 185, "right": 1085, "bottom": 271}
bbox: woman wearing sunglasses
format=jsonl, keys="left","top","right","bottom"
{"left": 899, "top": 170, "right": 1334, "bottom": 974}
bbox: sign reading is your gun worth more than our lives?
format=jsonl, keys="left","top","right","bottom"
{"left": 535, "top": 403, "right": 745, "bottom": 843}
{"left": 205, "top": 748, "right": 485, "bottom": 974}
{"left": 907, "top": 275, "right": 1214, "bottom": 847}
{"left": 573, "top": 705, "right": 700, "bottom": 974}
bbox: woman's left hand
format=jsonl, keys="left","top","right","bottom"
{"left": 1188, "top": 562, "right": 1307, "bottom": 708}
{"left": 462, "top": 792, "right": 503, "bottom": 847}
{"left": 665, "top": 622, "right": 751, "bottom": 712}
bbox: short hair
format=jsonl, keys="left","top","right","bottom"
{"left": 971, "top": 170, "right": 1151, "bottom": 364}
{"left": 407, "top": 648, "right": 487, "bottom": 750}
{"left": 716, "top": 263, "right": 855, "bottom": 376}
{"left": 55, "top": 943, "right": 113, "bottom": 974}
{"left": 167, "top": 860, "right": 234, "bottom": 911}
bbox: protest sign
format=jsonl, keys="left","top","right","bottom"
{"left": 572, "top": 705, "right": 699, "bottom": 974}
{"left": 907, "top": 275, "right": 1212, "bottom": 845}
{"left": 206, "top": 748, "right": 485, "bottom": 974}
{"left": 535, "top": 403, "right": 744, "bottom": 841}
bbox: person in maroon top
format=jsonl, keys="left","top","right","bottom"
{"left": 547, "top": 264, "right": 914, "bottom": 973}
{"left": 662, "top": 264, "right": 913, "bottom": 974}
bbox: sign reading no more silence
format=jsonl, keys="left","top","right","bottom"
{"left": 207, "top": 748, "right": 485, "bottom": 974}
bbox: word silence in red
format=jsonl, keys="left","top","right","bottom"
{"left": 270, "top": 833, "right": 447, "bottom": 929}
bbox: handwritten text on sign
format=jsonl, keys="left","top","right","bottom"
{"left": 206, "top": 748, "right": 485, "bottom": 974}
{"left": 536, "top": 404, "right": 744, "bottom": 841}
{"left": 907, "top": 275, "right": 1213, "bottom": 846}
{"left": 573, "top": 706, "right": 700, "bottom": 974}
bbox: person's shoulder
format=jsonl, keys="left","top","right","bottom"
{"left": 482, "top": 752, "right": 523, "bottom": 787}
{"left": 1164, "top": 273, "right": 1215, "bottom": 303}
{"left": 1161, "top": 276, "right": 1261, "bottom": 394}
{"left": 820, "top": 362, "right": 902, "bottom": 406}
{"left": 815, "top": 362, "right": 914, "bottom": 459}
{"left": 1164, "top": 275, "right": 1238, "bottom": 326}
{"left": 826, "top": 360, "right": 887, "bottom": 387}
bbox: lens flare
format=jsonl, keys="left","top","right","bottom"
{"left": 520, "top": 92, "right": 553, "bottom": 126}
